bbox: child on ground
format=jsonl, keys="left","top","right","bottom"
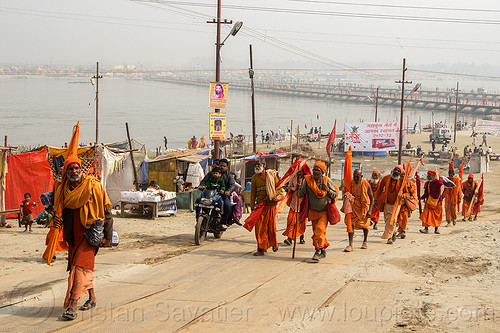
{"left": 20, "top": 192, "right": 36, "bottom": 232}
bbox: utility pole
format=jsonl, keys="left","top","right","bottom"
{"left": 207, "top": 0, "right": 232, "bottom": 160}
{"left": 92, "top": 62, "right": 103, "bottom": 145}
{"left": 395, "top": 58, "right": 411, "bottom": 165}
{"left": 373, "top": 87, "right": 379, "bottom": 160}
{"left": 289, "top": 120, "right": 293, "bottom": 167}
{"left": 453, "top": 82, "right": 459, "bottom": 143}
{"left": 249, "top": 44, "right": 257, "bottom": 154}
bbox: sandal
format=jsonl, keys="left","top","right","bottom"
{"left": 62, "top": 307, "right": 77, "bottom": 320}
{"left": 79, "top": 299, "right": 96, "bottom": 311}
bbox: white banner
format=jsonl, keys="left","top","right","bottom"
{"left": 344, "top": 122, "right": 401, "bottom": 152}
{"left": 475, "top": 119, "right": 500, "bottom": 133}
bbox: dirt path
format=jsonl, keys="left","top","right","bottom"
{"left": 1, "top": 131, "right": 499, "bottom": 332}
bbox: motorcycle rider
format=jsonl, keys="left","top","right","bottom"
{"left": 198, "top": 158, "right": 235, "bottom": 227}
{"left": 196, "top": 167, "right": 225, "bottom": 224}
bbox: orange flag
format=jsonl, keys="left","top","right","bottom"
{"left": 343, "top": 146, "right": 352, "bottom": 192}
{"left": 449, "top": 157, "right": 454, "bottom": 171}
{"left": 343, "top": 146, "right": 353, "bottom": 232}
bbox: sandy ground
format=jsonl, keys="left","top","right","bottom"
{"left": 0, "top": 130, "right": 499, "bottom": 332}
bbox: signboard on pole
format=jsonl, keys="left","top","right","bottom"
{"left": 344, "top": 122, "right": 401, "bottom": 152}
{"left": 209, "top": 112, "right": 226, "bottom": 140}
{"left": 209, "top": 82, "right": 228, "bottom": 108}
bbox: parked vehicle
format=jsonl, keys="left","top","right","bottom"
{"left": 429, "top": 128, "right": 451, "bottom": 144}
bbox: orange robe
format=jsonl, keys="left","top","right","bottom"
{"left": 303, "top": 175, "right": 333, "bottom": 250}
{"left": 462, "top": 180, "right": 478, "bottom": 217}
{"left": 251, "top": 172, "right": 280, "bottom": 251}
{"left": 420, "top": 179, "right": 444, "bottom": 227}
{"left": 255, "top": 205, "right": 278, "bottom": 252}
{"left": 282, "top": 176, "right": 306, "bottom": 239}
{"left": 443, "top": 176, "right": 462, "bottom": 221}
{"left": 375, "top": 175, "right": 406, "bottom": 239}
{"left": 309, "top": 210, "right": 329, "bottom": 251}
{"left": 350, "top": 178, "right": 371, "bottom": 230}
{"left": 369, "top": 180, "right": 380, "bottom": 223}
{"left": 398, "top": 180, "right": 417, "bottom": 233}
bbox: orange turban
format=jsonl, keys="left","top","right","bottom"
{"left": 63, "top": 122, "right": 82, "bottom": 169}
{"left": 371, "top": 170, "right": 381, "bottom": 178}
{"left": 393, "top": 165, "right": 404, "bottom": 173}
{"left": 468, "top": 174, "right": 474, "bottom": 179}
{"left": 313, "top": 161, "right": 327, "bottom": 173}
{"left": 427, "top": 170, "right": 437, "bottom": 176}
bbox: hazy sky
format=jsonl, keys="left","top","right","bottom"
{"left": 1, "top": 0, "right": 499, "bottom": 70}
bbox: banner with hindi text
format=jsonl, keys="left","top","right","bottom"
{"left": 344, "top": 122, "right": 401, "bottom": 152}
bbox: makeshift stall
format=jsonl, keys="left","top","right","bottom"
{"left": 120, "top": 190, "right": 177, "bottom": 219}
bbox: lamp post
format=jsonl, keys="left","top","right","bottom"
{"left": 210, "top": 3, "right": 243, "bottom": 159}
{"left": 453, "top": 82, "right": 459, "bottom": 143}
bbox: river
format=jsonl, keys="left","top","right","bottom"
{"left": 0, "top": 77, "right": 476, "bottom": 150}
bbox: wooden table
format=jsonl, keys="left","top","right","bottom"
{"left": 0, "top": 209, "right": 21, "bottom": 226}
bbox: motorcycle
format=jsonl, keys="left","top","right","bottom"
{"left": 194, "top": 189, "right": 224, "bottom": 245}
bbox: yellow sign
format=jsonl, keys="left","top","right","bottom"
{"left": 209, "top": 82, "right": 228, "bottom": 108}
{"left": 209, "top": 112, "right": 226, "bottom": 140}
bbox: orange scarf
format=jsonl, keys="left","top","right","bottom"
{"left": 55, "top": 174, "right": 112, "bottom": 229}
{"left": 304, "top": 174, "right": 328, "bottom": 198}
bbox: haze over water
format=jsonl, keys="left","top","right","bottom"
{"left": 0, "top": 77, "right": 477, "bottom": 150}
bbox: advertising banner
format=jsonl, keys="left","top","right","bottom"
{"left": 344, "top": 122, "right": 401, "bottom": 152}
{"left": 209, "top": 82, "right": 228, "bottom": 108}
{"left": 209, "top": 112, "right": 226, "bottom": 140}
{"left": 475, "top": 119, "right": 500, "bottom": 133}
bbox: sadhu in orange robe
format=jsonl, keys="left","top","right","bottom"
{"left": 462, "top": 179, "right": 479, "bottom": 217}
{"left": 420, "top": 177, "right": 444, "bottom": 227}
{"left": 349, "top": 178, "right": 371, "bottom": 230}
{"left": 375, "top": 174, "right": 406, "bottom": 239}
{"left": 443, "top": 176, "right": 462, "bottom": 221}
{"left": 397, "top": 180, "right": 417, "bottom": 233}
{"left": 250, "top": 171, "right": 282, "bottom": 252}
{"left": 282, "top": 176, "right": 306, "bottom": 240}
{"left": 300, "top": 174, "right": 337, "bottom": 251}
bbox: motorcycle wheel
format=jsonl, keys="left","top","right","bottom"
{"left": 194, "top": 216, "right": 208, "bottom": 245}
{"left": 213, "top": 230, "right": 224, "bottom": 239}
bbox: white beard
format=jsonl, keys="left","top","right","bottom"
{"left": 371, "top": 178, "right": 380, "bottom": 184}
{"left": 391, "top": 174, "right": 400, "bottom": 180}
{"left": 255, "top": 166, "right": 264, "bottom": 174}
{"left": 67, "top": 172, "right": 82, "bottom": 182}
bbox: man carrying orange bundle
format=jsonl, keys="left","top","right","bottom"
{"left": 375, "top": 165, "right": 406, "bottom": 244}
{"left": 299, "top": 161, "right": 338, "bottom": 262}
{"left": 343, "top": 169, "right": 374, "bottom": 252}
{"left": 462, "top": 174, "right": 479, "bottom": 221}
{"left": 51, "top": 122, "right": 114, "bottom": 320}
{"left": 419, "top": 170, "right": 444, "bottom": 234}
{"left": 369, "top": 170, "right": 381, "bottom": 230}
{"left": 282, "top": 166, "right": 309, "bottom": 246}
{"left": 443, "top": 169, "right": 462, "bottom": 226}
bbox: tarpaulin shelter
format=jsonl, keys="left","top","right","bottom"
{"left": 144, "top": 149, "right": 211, "bottom": 192}
{"left": 0, "top": 150, "right": 8, "bottom": 223}
{"left": 4, "top": 150, "right": 54, "bottom": 218}
{"left": 241, "top": 151, "right": 289, "bottom": 185}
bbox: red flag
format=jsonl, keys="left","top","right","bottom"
{"left": 326, "top": 120, "right": 336, "bottom": 158}
{"left": 416, "top": 173, "right": 422, "bottom": 215}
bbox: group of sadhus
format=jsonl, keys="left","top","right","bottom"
{"left": 248, "top": 157, "right": 484, "bottom": 262}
